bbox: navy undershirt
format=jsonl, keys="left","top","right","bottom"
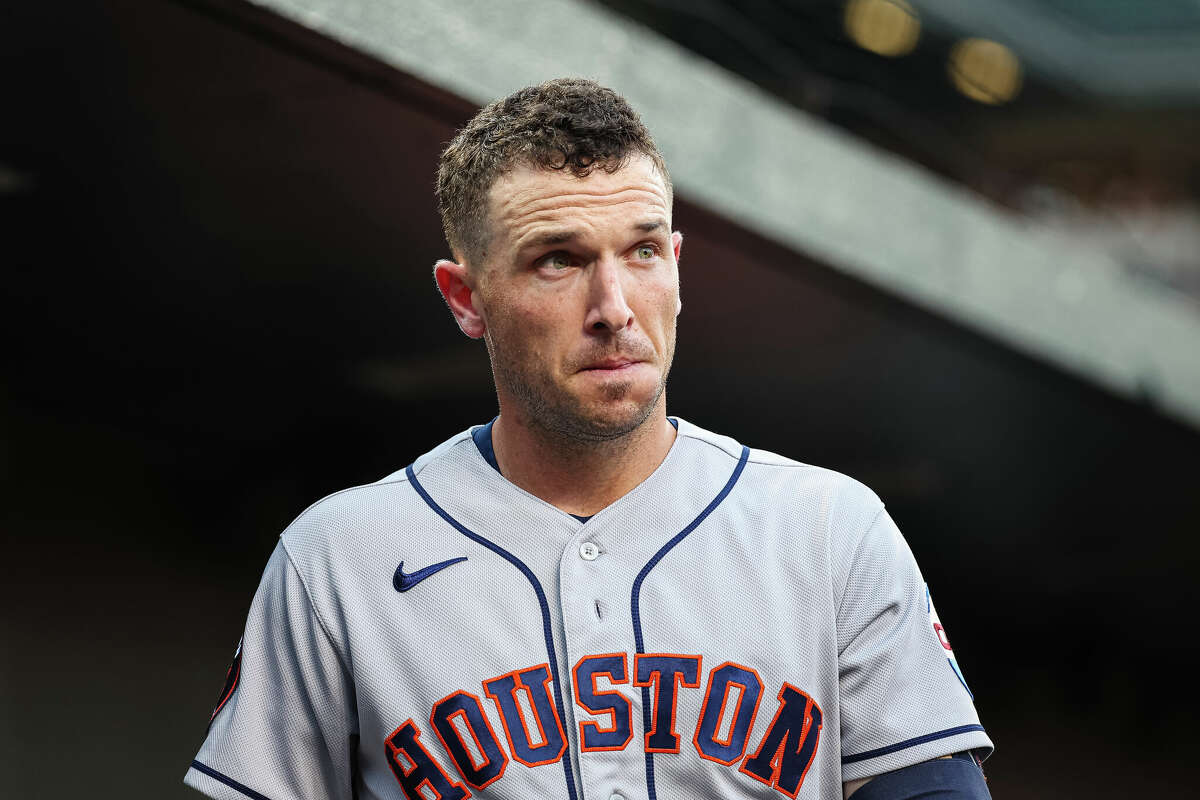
{"left": 471, "top": 417, "right": 679, "bottom": 524}
{"left": 850, "top": 752, "right": 990, "bottom": 799}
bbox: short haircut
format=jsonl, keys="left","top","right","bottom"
{"left": 436, "top": 77, "right": 671, "bottom": 265}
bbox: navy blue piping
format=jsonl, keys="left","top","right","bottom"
{"left": 630, "top": 445, "right": 750, "bottom": 800}
{"left": 406, "top": 464, "right": 579, "bottom": 800}
{"left": 471, "top": 418, "right": 501, "bottom": 474}
{"left": 841, "top": 725, "right": 987, "bottom": 764}
{"left": 190, "top": 760, "right": 273, "bottom": 800}
{"left": 472, "top": 418, "right": 677, "bottom": 524}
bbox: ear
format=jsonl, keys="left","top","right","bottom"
{"left": 672, "top": 231, "right": 683, "bottom": 316}
{"left": 434, "top": 259, "right": 486, "bottom": 339}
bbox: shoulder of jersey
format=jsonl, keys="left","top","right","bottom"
{"left": 675, "top": 416, "right": 884, "bottom": 514}
{"left": 275, "top": 426, "right": 480, "bottom": 562}
{"left": 673, "top": 417, "right": 888, "bottom": 563}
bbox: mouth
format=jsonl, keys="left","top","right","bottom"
{"left": 579, "top": 357, "right": 643, "bottom": 373}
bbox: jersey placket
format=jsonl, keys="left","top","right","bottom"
{"left": 557, "top": 517, "right": 653, "bottom": 800}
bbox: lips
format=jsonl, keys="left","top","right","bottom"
{"left": 581, "top": 357, "right": 641, "bottom": 371}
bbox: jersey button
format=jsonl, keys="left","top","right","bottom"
{"left": 579, "top": 541, "right": 600, "bottom": 561}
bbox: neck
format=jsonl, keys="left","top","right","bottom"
{"left": 490, "top": 400, "right": 677, "bottom": 517}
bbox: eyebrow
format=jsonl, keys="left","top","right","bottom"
{"left": 525, "top": 230, "right": 579, "bottom": 249}
{"left": 517, "top": 219, "right": 669, "bottom": 254}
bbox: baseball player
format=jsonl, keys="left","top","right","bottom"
{"left": 186, "top": 78, "right": 992, "bottom": 800}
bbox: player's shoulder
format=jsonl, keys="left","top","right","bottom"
{"left": 681, "top": 412, "right": 888, "bottom": 551}
{"left": 675, "top": 416, "right": 883, "bottom": 512}
{"left": 277, "top": 425, "right": 482, "bottom": 563}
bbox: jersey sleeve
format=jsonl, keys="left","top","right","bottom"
{"left": 835, "top": 508, "right": 993, "bottom": 781}
{"left": 184, "top": 542, "right": 357, "bottom": 800}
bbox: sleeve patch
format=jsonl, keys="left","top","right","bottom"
{"left": 209, "top": 637, "right": 243, "bottom": 725}
{"left": 925, "top": 586, "right": 973, "bottom": 700}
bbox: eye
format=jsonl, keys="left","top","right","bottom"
{"left": 634, "top": 244, "right": 657, "bottom": 261}
{"left": 539, "top": 252, "right": 574, "bottom": 271}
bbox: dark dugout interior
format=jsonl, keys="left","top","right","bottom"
{"left": 2, "top": 1, "right": 1197, "bottom": 796}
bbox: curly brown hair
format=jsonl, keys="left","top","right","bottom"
{"left": 436, "top": 77, "right": 671, "bottom": 265}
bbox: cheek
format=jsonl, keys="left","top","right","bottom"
{"left": 638, "top": 276, "right": 681, "bottom": 331}
{"left": 486, "top": 292, "right": 574, "bottom": 358}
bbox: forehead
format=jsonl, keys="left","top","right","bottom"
{"left": 486, "top": 156, "right": 672, "bottom": 248}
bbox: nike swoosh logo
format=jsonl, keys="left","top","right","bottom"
{"left": 394, "top": 557, "right": 467, "bottom": 592}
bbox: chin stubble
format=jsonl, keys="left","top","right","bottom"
{"left": 486, "top": 337, "right": 669, "bottom": 445}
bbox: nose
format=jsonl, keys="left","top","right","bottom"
{"left": 584, "top": 255, "right": 634, "bottom": 334}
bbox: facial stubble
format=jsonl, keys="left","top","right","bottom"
{"left": 483, "top": 322, "right": 675, "bottom": 446}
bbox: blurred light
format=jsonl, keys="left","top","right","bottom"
{"left": 844, "top": 0, "right": 921, "bottom": 58}
{"left": 0, "top": 163, "right": 35, "bottom": 194}
{"left": 947, "top": 38, "right": 1022, "bottom": 105}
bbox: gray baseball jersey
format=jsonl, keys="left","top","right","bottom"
{"left": 185, "top": 417, "right": 991, "bottom": 800}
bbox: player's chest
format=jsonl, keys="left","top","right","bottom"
{"left": 349, "top": 496, "right": 839, "bottom": 687}
{"left": 345, "top": 508, "right": 842, "bottom": 800}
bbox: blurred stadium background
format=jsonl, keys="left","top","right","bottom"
{"left": 2, "top": 0, "right": 1198, "bottom": 796}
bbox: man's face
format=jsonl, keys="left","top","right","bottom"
{"left": 470, "top": 156, "right": 681, "bottom": 442}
